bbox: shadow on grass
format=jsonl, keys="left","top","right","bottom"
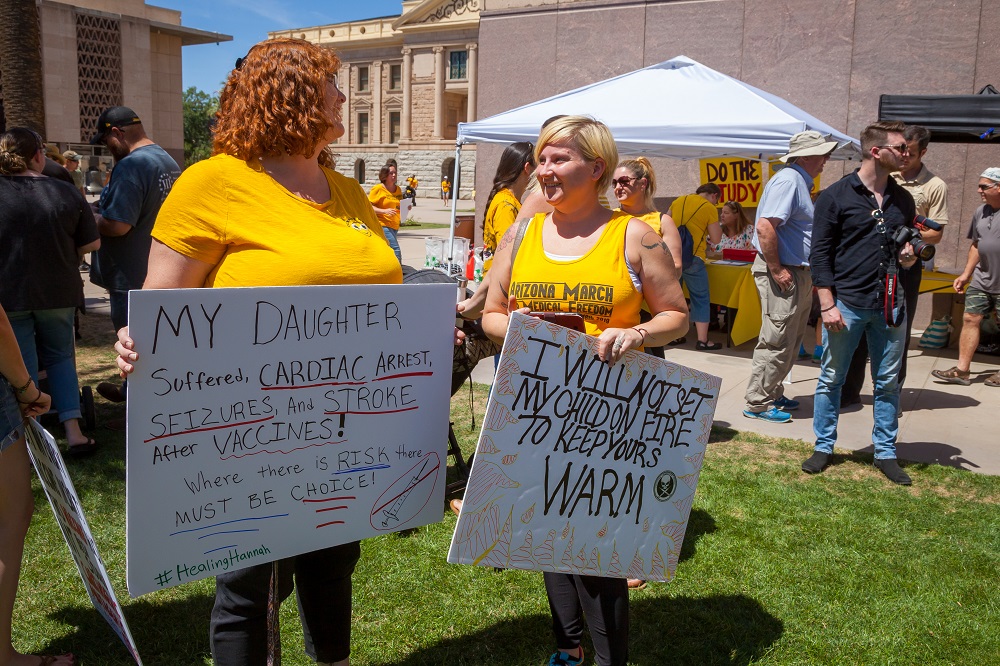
{"left": 41, "top": 593, "right": 214, "bottom": 665}
{"left": 848, "top": 441, "right": 981, "bottom": 472}
{"left": 371, "top": 593, "right": 782, "bottom": 666}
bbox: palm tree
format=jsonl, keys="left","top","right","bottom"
{"left": 0, "top": 0, "right": 46, "bottom": 134}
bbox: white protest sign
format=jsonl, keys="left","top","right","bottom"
{"left": 448, "top": 312, "right": 721, "bottom": 581}
{"left": 25, "top": 421, "right": 143, "bottom": 665}
{"left": 126, "top": 284, "right": 455, "bottom": 596}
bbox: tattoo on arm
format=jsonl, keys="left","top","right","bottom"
{"left": 496, "top": 218, "right": 527, "bottom": 253}
{"left": 641, "top": 231, "right": 669, "bottom": 255}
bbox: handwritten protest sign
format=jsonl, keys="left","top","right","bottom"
{"left": 448, "top": 312, "right": 720, "bottom": 581}
{"left": 700, "top": 157, "right": 764, "bottom": 205}
{"left": 25, "top": 421, "right": 143, "bottom": 665}
{"left": 126, "top": 284, "right": 455, "bottom": 596}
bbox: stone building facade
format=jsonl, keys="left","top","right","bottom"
{"left": 0, "top": 0, "right": 229, "bottom": 170}
{"left": 476, "top": 0, "right": 1000, "bottom": 273}
{"left": 270, "top": 0, "right": 481, "bottom": 200}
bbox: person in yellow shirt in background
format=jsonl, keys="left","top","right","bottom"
{"left": 368, "top": 163, "right": 403, "bottom": 262}
{"left": 441, "top": 176, "right": 450, "bottom": 203}
{"left": 405, "top": 174, "right": 418, "bottom": 206}
{"left": 669, "top": 183, "right": 723, "bottom": 349}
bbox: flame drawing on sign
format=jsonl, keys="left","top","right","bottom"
{"left": 494, "top": 355, "right": 520, "bottom": 396}
{"left": 501, "top": 454, "right": 518, "bottom": 465}
{"left": 483, "top": 403, "right": 518, "bottom": 431}
{"left": 520, "top": 503, "right": 535, "bottom": 524}
{"left": 478, "top": 435, "right": 500, "bottom": 455}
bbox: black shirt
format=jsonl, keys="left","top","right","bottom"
{"left": 810, "top": 169, "right": 916, "bottom": 310}
{"left": 0, "top": 176, "right": 98, "bottom": 311}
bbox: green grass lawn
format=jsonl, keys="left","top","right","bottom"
{"left": 13, "top": 313, "right": 999, "bottom": 665}
{"left": 399, "top": 220, "right": 450, "bottom": 229}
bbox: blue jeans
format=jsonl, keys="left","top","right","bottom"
{"left": 680, "top": 257, "right": 710, "bottom": 323}
{"left": 382, "top": 226, "right": 402, "bottom": 263}
{"left": 813, "top": 300, "right": 905, "bottom": 460}
{"left": 9, "top": 308, "right": 82, "bottom": 423}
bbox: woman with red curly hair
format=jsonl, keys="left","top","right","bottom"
{"left": 112, "top": 38, "right": 401, "bottom": 665}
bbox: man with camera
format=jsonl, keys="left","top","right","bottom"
{"left": 931, "top": 167, "right": 1000, "bottom": 388}
{"left": 804, "top": 121, "right": 918, "bottom": 485}
{"left": 840, "top": 125, "right": 948, "bottom": 408}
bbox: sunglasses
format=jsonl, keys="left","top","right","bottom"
{"left": 878, "top": 143, "right": 909, "bottom": 154}
{"left": 976, "top": 183, "right": 998, "bottom": 191}
{"left": 612, "top": 176, "right": 639, "bottom": 188}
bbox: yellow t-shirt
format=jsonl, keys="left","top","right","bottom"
{"left": 669, "top": 193, "right": 716, "bottom": 260}
{"left": 615, "top": 209, "right": 662, "bottom": 236}
{"left": 367, "top": 183, "right": 402, "bottom": 231}
{"left": 152, "top": 154, "right": 402, "bottom": 288}
{"left": 441, "top": 180, "right": 450, "bottom": 193}
{"left": 510, "top": 211, "right": 642, "bottom": 337}
{"left": 482, "top": 188, "right": 521, "bottom": 274}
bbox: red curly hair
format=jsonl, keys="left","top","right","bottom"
{"left": 213, "top": 38, "right": 341, "bottom": 167}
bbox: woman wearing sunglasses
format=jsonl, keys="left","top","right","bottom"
{"left": 612, "top": 157, "right": 684, "bottom": 273}
{"left": 482, "top": 116, "right": 688, "bottom": 666}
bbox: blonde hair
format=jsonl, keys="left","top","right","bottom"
{"left": 535, "top": 115, "right": 618, "bottom": 193}
{"left": 617, "top": 156, "right": 656, "bottom": 210}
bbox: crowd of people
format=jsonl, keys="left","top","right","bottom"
{"left": 3, "top": 30, "right": 999, "bottom": 666}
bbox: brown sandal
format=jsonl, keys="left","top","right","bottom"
{"left": 931, "top": 366, "right": 971, "bottom": 386}
{"left": 985, "top": 371, "right": 1000, "bottom": 388}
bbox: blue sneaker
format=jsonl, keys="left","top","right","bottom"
{"left": 548, "top": 650, "right": 584, "bottom": 666}
{"left": 812, "top": 345, "right": 823, "bottom": 364}
{"left": 743, "top": 407, "right": 792, "bottom": 423}
{"left": 773, "top": 395, "right": 800, "bottom": 411}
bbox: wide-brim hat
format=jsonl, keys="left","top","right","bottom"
{"left": 780, "top": 130, "right": 839, "bottom": 163}
{"left": 90, "top": 106, "right": 141, "bottom": 145}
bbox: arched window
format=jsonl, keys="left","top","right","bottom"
{"left": 354, "top": 158, "right": 366, "bottom": 184}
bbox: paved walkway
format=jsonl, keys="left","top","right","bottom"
{"left": 83, "top": 203, "right": 1000, "bottom": 476}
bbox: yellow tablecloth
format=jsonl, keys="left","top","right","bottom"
{"left": 702, "top": 262, "right": 960, "bottom": 347}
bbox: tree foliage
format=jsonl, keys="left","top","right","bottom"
{"left": 182, "top": 86, "right": 218, "bottom": 167}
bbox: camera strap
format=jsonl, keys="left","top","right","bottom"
{"left": 874, "top": 209, "right": 905, "bottom": 328}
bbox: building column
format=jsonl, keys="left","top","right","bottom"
{"left": 401, "top": 47, "right": 412, "bottom": 141}
{"left": 433, "top": 46, "right": 445, "bottom": 140}
{"left": 341, "top": 62, "right": 351, "bottom": 145}
{"left": 466, "top": 43, "right": 477, "bottom": 123}
{"left": 372, "top": 60, "right": 383, "bottom": 144}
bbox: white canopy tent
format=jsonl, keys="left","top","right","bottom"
{"left": 444, "top": 55, "right": 860, "bottom": 259}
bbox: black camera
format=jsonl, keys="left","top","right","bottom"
{"left": 891, "top": 226, "right": 935, "bottom": 261}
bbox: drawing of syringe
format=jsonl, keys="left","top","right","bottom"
{"left": 381, "top": 458, "right": 430, "bottom": 528}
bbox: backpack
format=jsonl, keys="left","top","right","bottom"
{"left": 676, "top": 224, "right": 695, "bottom": 270}
{"left": 674, "top": 195, "right": 709, "bottom": 270}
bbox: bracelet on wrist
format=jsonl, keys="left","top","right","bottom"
{"left": 632, "top": 327, "right": 648, "bottom": 343}
{"left": 14, "top": 377, "right": 33, "bottom": 394}
{"left": 16, "top": 386, "right": 41, "bottom": 405}
{"left": 820, "top": 304, "right": 837, "bottom": 313}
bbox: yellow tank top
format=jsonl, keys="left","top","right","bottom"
{"left": 510, "top": 211, "right": 642, "bottom": 336}
{"left": 615, "top": 208, "right": 661, "bottom": 235}
{"left": 483, "top": 188, "right": 521, "bottom": 273}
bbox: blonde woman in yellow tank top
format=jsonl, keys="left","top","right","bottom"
{"left": 612, "top": 157, "right": 684, "bottom": 273}
{"left": 482, "top": 116, "right": 688, "bottom": 666}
